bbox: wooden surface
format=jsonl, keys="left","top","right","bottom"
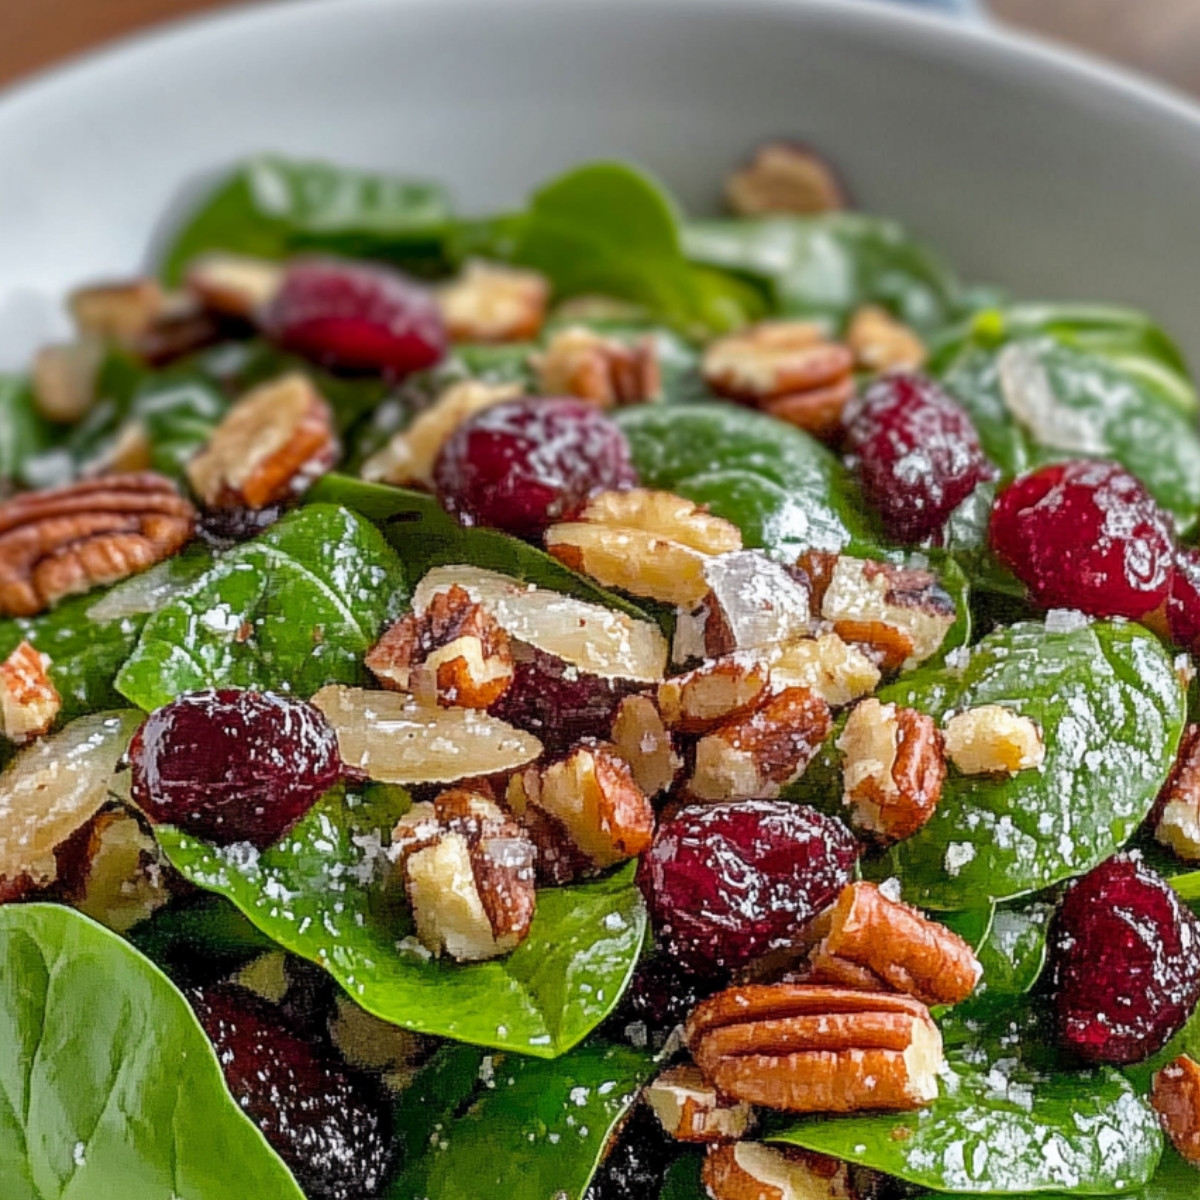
{"left": 2, "top": 0, "right": 1200, "bottom": 94}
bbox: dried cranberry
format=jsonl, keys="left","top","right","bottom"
{"left": 1049, "top": 853, "right": 1200, "bottom": 1065}
{"left": 990, "top": 460, "right": 1174, "bottom": 620}
{"left": 842, "top": 372, "right": 995, "bottom": 543}
{"left": 263, "top": 257, "right": 445, "bottom": 377}
{"left": 583, "top": 1103, "right": 675, "bottom": 1200}
{"left": 130, "top": 689, "right": 341, "bottom": 848}
{"left": 1168, "top": 548, "right": 1200, "bottom": 651}
{"left": 602, "top": 952, "right": 725, "bottom": 1048}
{"left": 190, "top": 984, "right": 393, "bottom": 1200}
{"left": 638, "top": 801, "right": 859, "bottom": 976}
{"left": 433, "top": 397, "right": 637, "bottom": 539}
{"left": 196, "top": 502, "right": 287, "bottom": 548}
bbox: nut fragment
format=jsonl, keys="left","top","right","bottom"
{"left": 392, "top": 789, "right": 537, "bottom": 961}
{"left": 768, "top": 634, "right": 881, "bottom": 709}
{"left": 807, "top": 882, "right": 982, "bottom": 1007}
{"left": 686, "top": 984, "right": 943, "bottom": 1113}
{"left": 942, "top": 705, "right": 1045, "bottom": 777}
{"left": 185, "top": 252, "right": 284, "bottom": 318}
{"left": 846, "top": 306, "right": 927, "bottom": 375}
{"left": 187, "top": 374, "right": 338, "bottom": 509}
{"left": 726, "top": 143, "right": 846, "bottom": 216}
{"left": 68, "top": 277, "right": 170, "bottom": 341}
{"left": 533, "top": 326, "right": 661, "bottom": 406}
{"left": 32, "top": 339, "right": 105, "bottom": 424}
{"left": 659, "top": 654, "right": 771, "bottom": 735}
{"left": 366, "top": 584, "right": 514, "bottom": 709}
{"left": 0, "top": 473, "right": 196, "bottom": 618}
{"left": 690, "top": 686, "right": 831, "bottom": 802}
{"left": 646, "top": 1064, "right": 756, "bottom": 1143}
{"left": 1152, "top": 1054, "right": 1200, "bottom": 1165}
{"left": 361, "top": 379, "right": 523, "bottom": 487}
{"left": 838, "top": 699, "right": 945, "bottom": 843}
{"left": 610, "top": 694, "right": 681, "bottom": 799}
{"left": 703, "top": 1143, "right": 854, "bottom": 1200}
{"left": 1156, "top": 725, "right": 1200, "bottom": 861}
{"left": 0, "top": 641, "right": 60, "bottom": 743}
{"left": 84, "top": 420, "right": 153, "bottom": 477}
{"left": 438, "top": 260, "right": 549, "bottom": 343}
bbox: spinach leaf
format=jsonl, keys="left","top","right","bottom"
{"left": 659, "top": 1153, "right": 705, "bottom": 1200}
{"left": 957, "top": 902, "right": 1054, "bottom": 1021}
{"left": 161, "top": 155, "right": 452, "bottom": 283}
{"left": 615, "top": 402, "right": 878, "bottom": 556}
{"left": 0, "top": 375, "right": 58, "bottom": 494}
{"left": 0, "top": 903, "right": 304, "bottom": 1200}
{"left": 388, "top": 1040, "right": 654, "bottom": 1199}
{"left": 116, "top": 504, "right": 406, "bottom": 711}
{"left": 683, "top": 213, "right": 961, "bottom": 334}
{"left": 159, "top": 786, "right": 647, "bottom": 1057}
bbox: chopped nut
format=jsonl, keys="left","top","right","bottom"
{"left": 659, "top": 654, "right": 771, "bottom": 735}
{"left": 32, "top": 339, "right": 104, "bottom": 424}
{"left": 582, "top": 489, "right": 743, "bottom": 555}
{"left": 392, "top": 789, "right": 537, "bottom": 961}
{"left": 610, "top": 694, "right": 681, "bottom": 799}
{"left": 943, "top": 705, "right": 1045, "bottom": 776}
{"left": 81, "top": 420, "right": 153, "bottom": 479}
{"left": 768, "top": 634, "right": 881, "bottom": 708}
{"left": 0, "top": 641, "right": 60, "bottom": 743}
{"left": 726, "top": 143, "right": 846, "bottom": 216}
{"left": 69, "top": 277, "right": 169, "bottom": 341}
{"left": 533, "top": 326, "right": 660, "bottom": 406}
{"left": 1152, "top": 1054, "right": 1200, "bottom": 1165}
{"left": 0, "top": 473, "right": 196, "bottom": 618}
{"left": 361, "top": 379, "right": 523, "bottom": 487}
{"left": 646, "top": 1064, "right": 756, "bottom": 1143}
{"left": 438, "top": 260, "right": 549, "bottom": 343}
{"left": 185, "top": 252, "right": 284, "bottom": 318}
{"left": 703, "top": 1143, "right": 855, "bottom": 1200}
{"left": 690, "top": 687, "right": 831, "bottom": 802}
{"left": 187, "top": 373, "right": 338, "bottom": 509}
{"left": 1157, "top": 725, "right": 1200, "bottom": 861}
{"left": 686, "top": 984, "right": 943, "bottom": 1113}
{"left": 366, "top": 584, "right": 513, "bottom": 709}
{"left": 838, "top": 699, "right": 946, "bottom": 843}
{"left": 846, "top": 306, "right": 927, "bottom": 375}
{"left": 807, "top": 882, "right": 982, "bottom": 1007}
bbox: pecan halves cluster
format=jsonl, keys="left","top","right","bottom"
{"left": 0, "top": 474, "right": 196, "bottom": 617}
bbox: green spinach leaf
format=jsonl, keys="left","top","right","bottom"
{"left": 0, "top": 903, "right": 304, "bottom": 1200}
{"left": 0, "top": 375, "right": 57, "bottom": 495}
{"left": 659, "top": 1153, "right": 705, "bottom": 1200}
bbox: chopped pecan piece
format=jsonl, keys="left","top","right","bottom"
{"left": 686, "top": 984, "right": 943, "bottom": 1113}
{"left": 0, "top": 641, "right": 60, "bottom": 743}
{"left": 1152, "top": 1054, "right": 1200, "bottom": 1165}
{"left": 185, "top": 252, "right": 284, "bottom": 318}
{"left": 768, "top": 634, "right": 881, "bottom": 709}
{"left": 659, "top": 654, "right": 771, "bottom": 735}
{"left": 438, "top": 260, "right": 549, "bottom": 343}
{"left": 942, "top": 705, "right": 1045, "bottom": 776}
{"left": 726, "top": 143, "right": 846, "bottom": 216}
{"left": 68, "top": 277, "right": 172, "bottom": 341}
{"left": 0, "top": 474, "right": 196, "bottom": 618}
{"left": 84, "top": 420, "right": 153, "bottom": 477}
{"left": 366, "top": 584, "right": 514, "bottom": 709}
{"left": 690, "top": 686, "right": 831, "bottom": 802}
{"left": 646, "top": 1064, "right": 756, "bottom": 1144}
{"left": 32, "top": 339, "right": 104, "bottom": 424}
{"left": 807, "top": 882, "right": 982, "bottom": 1008}
{"left": 532, "top": 326, "right": 660, "bottom": 407}
{"left": 838, "top": 699, "right": 945, "bottom": 843}
{"left": 392, "top": 789, "right": 537, "bottom": 961}
{"left": 361, "top": 379, "right": 522, "bottom": 487}
{"left": 703, "top": 1143, "right": 855, "bottom": 1200}
{"left": 610, "top": 694, "right": 681, "bottom": 800}
{"left": 1156, "top": 725, "right": 1200, "bottom": 861}
{"left": 187, "top": 374, "right": 338, "bottom": 509}
{"left": 846, "top": 306, "right": 927, "bottom": 375}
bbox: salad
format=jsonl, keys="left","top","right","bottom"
{"left": 2, "top": 141, "right": 1200, "bottom": 1200}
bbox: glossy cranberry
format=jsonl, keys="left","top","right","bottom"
{"left": 1168, "top": 547, "right": 1200, "bottom": 651}
{"left": 263, "top": 257, "right": 445, "bottom": 376}
{"left": 583, "top": 1103, "right": 675, "bottom": 1200}
{"left": 433, "top": 397, "right": 637, "bottom": 539}
{"left": 602, "top": 953, "right": 725, "bottom": 1048}
{"left": 990, "top": 460, "right": 1174, "bottom": 620}
{"left": 190, "top": 984, "right": 393, "bottom": 1200}
{"left": 130, "top": 689, "right": 341, "bottom": 847}
{"left": 637, "top": 801, "right": 859, "bottom": 976}
{"left": 1049, "top": 853, "right": 1200, "bottom": 1065}
{"left": 842, "top": 372, "right": 996, "bottom": 543}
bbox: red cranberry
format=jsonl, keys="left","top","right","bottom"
{"left": 433, "top": 397, "right": 637, "bottom": 539}
{"left": 130, "top": 689, "right": 341, "bottom": 848}
{"left": 637, "top": 800, "right": 859, "bottom": 976}
{"left": 1168, "top": 547, "right": 1200, "bottom": 651}
{"left": 263, "top": 257, "right": 445, "bottom": 376}
{"left": 842, "top": 372, "right": 996, "bottom": 543}
{"left": 1049, "top": 853, "right": 1200, "bottom": 1065}
{"left": 190, "top": 984, "right": 393, "bottom": 1200}
{"left": 584, "top": 1101, "right": 675, "bottom": 1200}
{"left": 989, "top": 460, "right": 1174, "bottom": 620}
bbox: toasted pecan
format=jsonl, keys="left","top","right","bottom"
{"left": 533, "top": 326, "right": 661, "bottom": 407}
{"left": 0, "top": 641, "right": 60, "bottom": 744}
{"left": 1152, "top": 1054, "right": 1200, "bottom": 1165}
{"left": 1156, "top": 725, "right": 1200, "bottom": 861}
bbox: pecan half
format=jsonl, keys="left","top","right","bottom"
{"left": 438, "top": 260, "right": 549, "bottom": 343}
{"left": 1156, "top": 725, "right": 1200, "bottom": 861}
{"left": 187, "top": 374, "right": 338, "bottom": 509}
{"left": 0, "top": 474, "right": 196, "bottom": 618}
{"left": 942, "top": 705, "right": 1045, "bottom": 777}
{"left": 610, "top": 694, "right": 681, "bottom": 800}
{"left": 768, "top": 634, "right": 881, "bottom": 709}
{"left": 838, "top": 699, "right": 946, "bottom": 843}
{"left": 726, "top": 143, "right": 846, "bottom": 216}
{"left": 32, "top": 339, "right": 104, "bottom": 424}
{"left": 686, "top": 984, "right": 943, "bottom": 1113}
{"left": 185, "top": 252, "right": 284, "bottom": 319}
{"left": 807, "top": 883, "right": 981, "bottom": 1008}
{"left": 659, "top": 654, "right": 771, "bottom": 735}
{"left": 366, "top": 584, "right": 514, "bottom": 709}
{"left": 846, "top": 306, "right": 927, "bottom": 375}
{"left": 532, "top": 326, "right": 661, "bottom": 407}
{"left": 703, "top": 1144, "right": 855, "bottom": 1200}
{"left": 1152, "top": 1054, "right": 1200, "bottom": 1165}
{"left": 0, "top": 641, "right": 60, "bottom": 744}
{"left": 690, "top": 686, "right": 831, "bottom": 802}
{"left": 392, "top": 789, "right": 537, "bottom": 961}
{"left": 646, "top": 1064, "right": 756, "bottom": 1144}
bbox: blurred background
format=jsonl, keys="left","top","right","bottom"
{"left": 1, "top": 0, "right": 1200, "bottom": 95}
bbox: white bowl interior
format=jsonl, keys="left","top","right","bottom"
{"left": 2, "top": 0, "right": 1200, "bottom": 368}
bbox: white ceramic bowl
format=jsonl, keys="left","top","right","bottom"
{"left": 2, "top": 0, "right": 1200, "bottom": 369}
